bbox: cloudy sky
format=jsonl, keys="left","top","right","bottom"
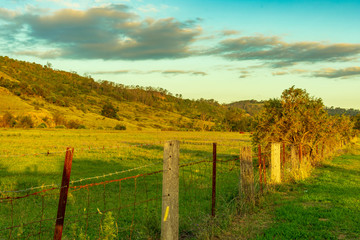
{"left": 1, "top": 0, "right": 360, "bottom": 108}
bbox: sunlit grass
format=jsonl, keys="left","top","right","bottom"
{"left": 0, "top": 129, "right": 250, "bottom": 239}
{"left": 252, "top": 144, "right": 360, "bottom": 239}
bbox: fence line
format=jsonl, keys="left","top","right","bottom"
{"left": 0, "top": 141, "right": 240, "bottom": 194}
{"left": 0, "top": 139, "right": 348, "bottom": 239}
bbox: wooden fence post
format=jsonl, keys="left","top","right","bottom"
{"left": 161, "top": 140, "right": 179, "bottom": 240}
{"left": 54, "top": 147, "right": 74, "bottom": 240}
{"left": 271, "top": 143, "right": 281, "bottom": 184}
{"left": 239, "top": 146, "right": 255, "bottom": 206}
{"left": 211, "top": 143, "right": 217, "bottom": 217}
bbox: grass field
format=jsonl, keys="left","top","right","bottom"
{"left": 0, "top": 129, "right": 252, "bottom": 239}
{"left": 224, "top": 141, "right": 360, "bottom": 239}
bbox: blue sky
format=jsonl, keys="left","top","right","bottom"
{"left": 1, "top": 0, "right": 360, "bottom": 108}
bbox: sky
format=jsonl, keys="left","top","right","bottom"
{"left": 1, "top": 0, "right": 360, "bottom": 109}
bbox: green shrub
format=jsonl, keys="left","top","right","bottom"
{"left": 77, "top": 124, "right": 86, "bottom": 129}
{"left": 37, "top": 123, "right": 47, "bottom": 128}
{"left": 66, "top": 120, "right": 81, "bottom": 129}
{"left": 101, "top": 102, "right": 118, "bottom": 119}
{"left": 2, "top": 112, "right": 17, "bottom": 127}
{"left": 17, "top": 115, "right": 34, "bottom": 128}
{"left": 114, "top": 124, "right": 126, "bottom": 130}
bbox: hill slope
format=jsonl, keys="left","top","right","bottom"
{"left": 0, "top": 56, "right": 252, "bottom": 131}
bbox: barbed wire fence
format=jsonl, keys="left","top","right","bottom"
{"left": 0, "top": 138, "right": 345, "bottom": 239}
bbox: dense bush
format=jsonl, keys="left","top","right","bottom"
{"left": 17, "top": 116, "right": 34, "bottom": 128}
{"left": 114, "top": 124, "right": 126, "bottom": 130}
{"left": 2, "top": 112, "right": 16, "bottom": 127}
{"left": 37, "top": 123, "right": 47, "bottom": 128}
{"left": 101, "top": 102, "right": 118, "bottom": 119}
{"left": 66, "top": 120, "right": 82, "bottom": 129}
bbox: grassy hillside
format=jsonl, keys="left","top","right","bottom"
{"left": 0, "top": 56, "right": 253, "bottom": 131}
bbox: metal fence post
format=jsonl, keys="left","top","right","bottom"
{"left": 161, "top": 140, "right": 179, "bottom": 240}
{"left": 54, "top": 147, "right": 74, "bottom": 240}
{"left": 211, "top": 143, "right": 217, "bottom": 217}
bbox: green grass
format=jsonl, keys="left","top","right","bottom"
{"left": 0, "top": 129, "right": 251, "bottom": 239}
{"left": 225, "top": 142, "right": 360, "bottom": 240}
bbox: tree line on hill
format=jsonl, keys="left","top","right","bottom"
{"left": 0, "top": 56, "right": 252, "bottom": 131}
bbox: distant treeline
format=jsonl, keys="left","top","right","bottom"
{"left": 325, "top": 107, "right": 360, "bottom": 116}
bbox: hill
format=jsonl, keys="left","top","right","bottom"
{"left": 227, "top": 100, "right": 264, "bottom": 116}
{"left": 0, "top": 56, "right": 253, "bottom": 131}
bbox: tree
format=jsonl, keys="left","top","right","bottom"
{"left": 252, "top": 86, "right": 353, "bottom": 154}
{"left": 224, "top": 107, "right": 247, "bottom": 131}
{"left": 101, "top": 102, "right": 118, "bottom": 119}
{"left": 354, "top": 114, "right": 360, "bottom": 130}
{"left": 2, "top": 112, "right": 16, "bottom": 127}
{"left": 17, "top": 115, "right": 34, "bottom": 128}
{"left": 53, "top": 112, "right": 66, "bottom": 126}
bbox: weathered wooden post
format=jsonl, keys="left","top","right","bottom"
{"left": 161, "top": 140, "right": 179, "bottom": 240}
{"left": 271, "top": 143, "right": 281, "bottom": 184}
{"left": 54, "top": 147, "right": 74, "bottom": 240}
{"left": 240, "top": 146, "right": 255, "bottom": 206}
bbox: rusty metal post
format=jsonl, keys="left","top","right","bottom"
{"left": 258, "top": 145, "right": 263, "bottom": 194}
{"left": 54, "top": 147, "right": 74, "bottom": 240}
{"left": 211, "top": 143, "right": 217, "bottom": 217}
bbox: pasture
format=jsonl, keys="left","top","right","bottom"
{"left": 0, "top": 129, "right": 251, "bottom": 239}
